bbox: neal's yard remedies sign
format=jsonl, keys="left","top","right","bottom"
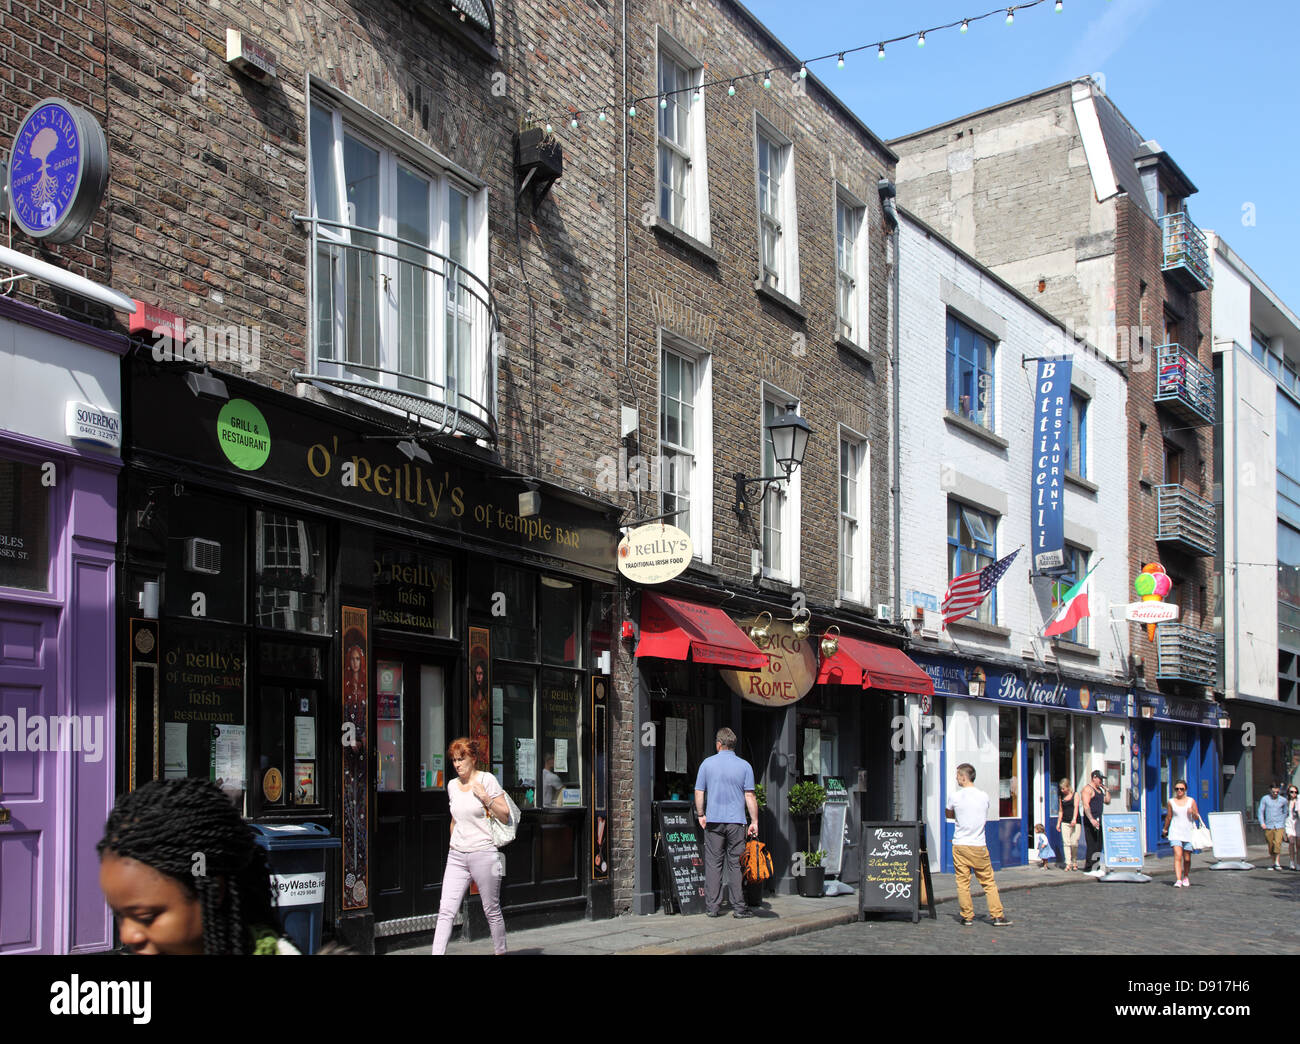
{"left": 7, "top": 98, "right": 109, "bottom": 244}
{"left": 1031, "top": 358, "right": 1072, "bottom": 572}
{"left": 617, "top": 523, "right": 692, "bottom": 584}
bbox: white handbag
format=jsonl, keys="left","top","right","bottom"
{"left": 1190, "top": 821, "right": 1213, "bottom": 850}
{"left": 488, "top": 790, "right": 523, "bottom": 847}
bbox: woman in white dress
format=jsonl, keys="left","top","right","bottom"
{"left": 1161, "top": 778, "right": 1202, "bottom": 888}
{"left": 1285, "top": 784, "right": 1299, "bottom": 871}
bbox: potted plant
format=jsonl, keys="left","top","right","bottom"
{"left": 789, "top": 781, "right": 827, "bottom": 898}
{"left": 798, "top": 849, "right": 828, "bottom": 897}
{"left": 664, "top": 773, "right": 690, "bottom": 802}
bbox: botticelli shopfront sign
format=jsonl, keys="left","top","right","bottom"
{"left": 719, "top": 618, "right": 817, "bottom": 707}
{"left": 7, "top": 98, "right": 109, "bottom": 243}
{"left": 130, "top": 370, "right": 618, "bottom": 573}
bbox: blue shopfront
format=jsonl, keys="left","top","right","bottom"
{"left": 915, "top": 653, "right": 1134, "bottom": 874}
{"left": 1137, "top": 692, "right": 1222, "bottom": 855}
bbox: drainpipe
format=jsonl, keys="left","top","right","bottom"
{"left": 878, "top": 178, "right": 906, "bottom": 820}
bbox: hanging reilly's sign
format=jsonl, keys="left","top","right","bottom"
{"left": 1031, "top": 357, "right": 1072, "bottom": 573}
{"left": 617, "top": 524, "right": 692, "bottom": 584}
{"left": 128, "top": 369, "right": 618, "bottom": 573}
{"left": 7, "top": 98, "right": 109, "bottom": 244}
{"left": 720, "top": 618, "right": 818, "bottom": 707}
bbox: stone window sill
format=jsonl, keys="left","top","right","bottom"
{"left": 946, "top": 616, "right": 1012, "bottom": 640}
{"left": 1065, "top": 470, "right": 1099, "bottom": 494}
{"left": 650, "top": 217, "right": 721, "bottom": 264}
{"left": 1053, "top": 639, "right": 1101, "bottom": 660}
{"left": 835, "top": 334, "right": 869, "bottom": 363}
{"left": 754, "top": 280, "right": 807, "bottom": 322}
{"left": 943, "top": 411, "right": 1010, "bottom": 450}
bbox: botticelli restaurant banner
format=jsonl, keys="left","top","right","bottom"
{"left": 1032, "top": 358, "right": 1071, "bottom": 573}
{"left": 130, "top": 369, "right": 618, "bottom": 574}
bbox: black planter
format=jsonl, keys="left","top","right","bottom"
{"left": 799, "top": 866, "right": 825, "bottom": 897}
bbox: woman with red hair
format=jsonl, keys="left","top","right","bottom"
{"left": 431, "top": 737, "right": 511, "bottom": 954}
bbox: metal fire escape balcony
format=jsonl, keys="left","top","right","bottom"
{"left": 1155, "top": 623, "right": 1217, "bottom": 686}
{"left": 293, "top": 214, "right": 498, "bottom": 445}
{"left": 1160, "top": 210, "right": 1211, "bottom": 293}
{"left": 1155, "top": 484, "right": 1215, "bottom": 558}
{"left": 1153, "top": 343, "right": 1215, "bottom": 427}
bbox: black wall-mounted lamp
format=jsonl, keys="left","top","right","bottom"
{"left": 734, "top": 402, "right": 813, "bottom": 517}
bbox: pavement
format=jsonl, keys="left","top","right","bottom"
{"left": 386, "top": 843, "right": 1286, "bottom": 955}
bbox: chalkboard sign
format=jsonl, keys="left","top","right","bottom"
{"left": 655, "top": 800, "right": 707, "bottom": 915}
{"left": 859, "top": 821, "right": 922, "bottom": 922}
{"left": 818, "top": 777, "right": 850, "bottom": 876}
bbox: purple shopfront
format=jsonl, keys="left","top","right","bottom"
{"left": 0, "top": 298, "right": 123, "bottom": 954}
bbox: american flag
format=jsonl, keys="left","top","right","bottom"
{"left": 942, "top": 548, "right": 1020, "bottom": 629}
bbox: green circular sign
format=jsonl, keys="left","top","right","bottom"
{"left": 216, "top": 399, "right": 271, "bottom": 471}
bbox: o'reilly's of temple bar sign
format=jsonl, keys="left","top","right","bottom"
{"left": 1032, "top": 358, "right": 1071, "bottom": 572}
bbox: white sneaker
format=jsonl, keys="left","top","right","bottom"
{"left": 1174, "top": 879, "right": 1186, "bottom": 888}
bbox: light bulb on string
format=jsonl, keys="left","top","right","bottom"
{"left": 570, "top": 117, "right": 578, "bottom": 129}
{"left": 692, "top": 87, "right": 700, "bottom": 102}
{"left": 545, "top": 123, "right": 553, "bottom": 134}
{"left": 877, "top": 42, "right": 885, "bottom": 59}
{"left": 837, "top": 53, "right": 845, "bottom": 69}
{"left": 1006, "top": 8, "right": 1015, "bottom": 24}
{"left": 763, "top": 71, "right": 772, "bottom": 88}
{"left": 799, "top": 63, "right": 807, "bottom": 79}
{"left": 627, "top": 104, "right": 636, "bottom": 118}
{"left": 728, "top": 80, "right": 736, "bottom": 96}
{"left": 960, "top": 19, "right": 969, "bottom": 32}
{"left": 917, "top": 32, "right": 925, "bottom": 47}
{"left": 598, "top": 110, "right": 607, "bottom": 122}
{"left": 660, "top": 95, "right": 667, "bottom": 109}
{"left": 1055, "top": 0, "right": 1063, "bottom": 9}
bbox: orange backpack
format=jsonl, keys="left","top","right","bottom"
{"left": 743, "top": 838, "right": 774, "bottom": 883}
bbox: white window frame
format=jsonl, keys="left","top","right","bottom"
{"left": 754, "top": 117, "right": 799, "bottom": 301}
{"left": 308, "top": 94, "right": 490, "bottom": 418}
{"left": 1056, "top": 543, "right": 1093, "bottom": 648}
{"left": 760, "top": 384, "right": 801, "bottom": 585}
{"left": 834, "top": 187, "right": 868, "bottom": 345}
{"left": 657, "top": 333, "right": 713, "bottom": 563}
{"left": 656, "top": 33, "right": 711, "bottom": 244}
{"left": 838, "top": 426, "right": 870, "bottom": 603}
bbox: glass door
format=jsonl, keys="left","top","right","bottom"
{"left": 374, "top": 654, "right": 451, "bottom": 924}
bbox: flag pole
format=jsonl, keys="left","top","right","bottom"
{"left": 1038, "top": 557, "right": 1104, "bottom": 640}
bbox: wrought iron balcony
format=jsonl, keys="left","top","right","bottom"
{"left": 1155, "top": 623, "right": 1217, "bottom": 686}
{"left": 1155, "top": 484, "right": 1215, "bottom": 557}
{"left": 1160, "top": 210, "right": 1211, "bottom": 293}
{"left": 1153, "top": 342, "right": 1214, "bottom": 427}
{"left": 294, "top": 214, "right": 498, "bottom": 444}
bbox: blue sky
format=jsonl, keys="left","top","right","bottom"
{"left": 740, "top": 0, "right": 1300, "bottom": 312}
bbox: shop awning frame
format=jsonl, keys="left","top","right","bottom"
{"left": 816, "top": 635, "right": 934, "bottom": 695}
{"left": 635, "top": 593, "right": 768, "bottom": 671}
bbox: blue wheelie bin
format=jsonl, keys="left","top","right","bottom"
{"left": 249, "top": 822, "right": 342, "bottom": 954}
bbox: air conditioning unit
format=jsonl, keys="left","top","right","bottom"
{"left": 876, "top": 603, "right": 893, "bottom": 623}
{"left": 185, "top": 537, "right": 222, "bottom": 575}
{"left": 920, "top": 609, "right": 942, "bottom": 639}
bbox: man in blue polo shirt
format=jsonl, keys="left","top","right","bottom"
{"left": 694, "top": 727, "right": 759, "bottom": 918}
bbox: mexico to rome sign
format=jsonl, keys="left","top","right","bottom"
{"left": 720, "top": 618, "right": 817, "bottom": 707}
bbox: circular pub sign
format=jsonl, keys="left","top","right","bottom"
{"left": 720, "top": 617, "right": 818, "bottom": 707}
{"left": 617, "top": 523, "right": 693, "bottom": 584}
{"left": 7, "top": 98, "right": 110, "bottom": 244}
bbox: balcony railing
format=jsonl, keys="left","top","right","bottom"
{"left": 1155, "top": 483, "right": 1215, "bottom": 557}
{"left": 1153, "top": 342, "right": 1214, "bottom": 427}
{"left": 1155, "top": 623, "right": 1217, "bottom": 686}
{"left": 293, "top": 214, "right": 498, "bottom": 444}
{"left": 1160, "top": 210, "right": 1211, "bottom": 292}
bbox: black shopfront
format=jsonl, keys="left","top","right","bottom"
{"left": 118, "top": 364, "right": 618, "bottom": 951}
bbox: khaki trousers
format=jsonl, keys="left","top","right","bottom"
{"left": 952, "top": 844, "right": 1004, "bottom": 920}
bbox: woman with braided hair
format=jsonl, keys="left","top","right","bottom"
{"left": 98, "top": 777, "right": 298, "bottom": 954}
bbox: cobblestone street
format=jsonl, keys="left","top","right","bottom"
{"left": 734, "top": 868, "right": 1300, "bottom": 955}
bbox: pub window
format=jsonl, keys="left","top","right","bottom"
{"left": 496, "top": 674, "right": 537, "bottom": 807}
{"left": 160, "top": 621, "right": 247, "bottom": 806}
{"left": 540, "top": 576, "right": 580, "bottom": 667}
{"left": 376, "top": 659, "right": 406, "bottom": 792}
{"left": 163, "top": 494, "right": 246, "bottom": 623}
{"left": 0, "top": 455, "right": 51, "bottom": 592}
{"left": 254, "top": 641, "right": 325, "bottom": 813}
{"left": 485, "top": 565, "right": 536, "bottom": 661}
{"left": 539, "top": 669, "right": 581, "bottom": 806}
{"left": 254, "top": 511, "right": 329, "bottom": 634}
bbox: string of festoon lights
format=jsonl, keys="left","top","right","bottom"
{"left": 532, "top": 0, "right": 1109, "bottom": 133}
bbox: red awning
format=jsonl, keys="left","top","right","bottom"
{"left": 635, "top": 593, "right": 768, "bottom": 670}
{"left": 816, "top": 635, "right": 934, "bottom": 695}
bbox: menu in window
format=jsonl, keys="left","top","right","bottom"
{"left": 164, "top": 723, "right": 188, "bottom": 779}
{"left": 294, "top": 716, "right": 316, "bottom": 759}
{"left": 211, "top": 724, "right": 246, "bottom": 799}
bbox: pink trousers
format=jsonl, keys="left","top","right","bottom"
{"left": 431, "top": 848, "right": 507, "bottom": 954}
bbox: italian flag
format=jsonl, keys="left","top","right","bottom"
{"left": 1044, "top": 564, "right": 1098, "bottom": 638}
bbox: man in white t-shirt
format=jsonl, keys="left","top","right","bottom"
{"left": 945, "top": 763, "right": 1013, "bottom": 927}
